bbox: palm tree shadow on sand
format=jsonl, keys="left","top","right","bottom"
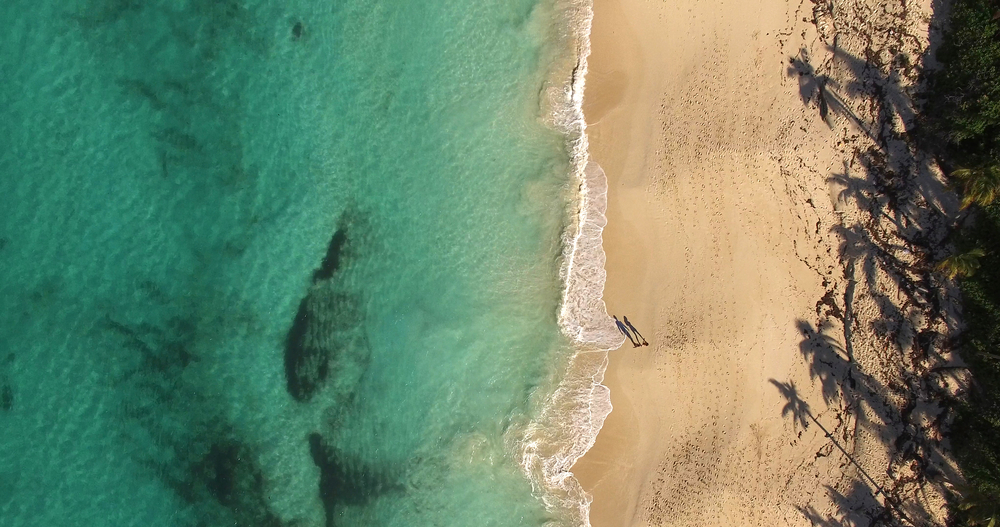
{"left": 785, "top": 320, "right": 963, "bottom": 523}
{"left": 769, "top": 378, "right": 913, "bottom": 524}
{"left": 778, "top": 4, "right": 965, "bottom": 525}
{"left": 787, "top": 47, "right": 877, "bottom": 140}
{"left": 796, "top": 481, "right": 897, "bottom": 527}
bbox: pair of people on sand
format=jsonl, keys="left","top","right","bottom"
{"left": 614, "top": 315, "right": 648, "bottom": 347}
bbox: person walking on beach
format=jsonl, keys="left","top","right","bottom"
{"left": 614, "top": 316, "right": 640, "bottom": 347}
{"left": 623, "top": 316, "right": 648, "bottom": 346}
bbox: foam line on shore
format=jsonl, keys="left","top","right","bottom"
{"left": 519, "top": 1, "right": 622, "bottom": 524}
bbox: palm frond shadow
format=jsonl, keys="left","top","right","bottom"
{"left": 827, "top": 159, "right": 921, "bottom": 236}
{"left": 827, "top": 482, "right": 896, "bottom": 526}
{"left": 798, "top": 505, "right": 853, "bottom": 527}
{"left": 828, "top": 162, "right": 875, "bottom": 207}
{"left": 788, "top": 43, "right": 916, "bottom": 149}
{"left": 827, "top": 44, "right": 919, "bottom": 145}
{"left": 791, "top": 44, "right": 959, "bottom": 222}
{"left": 787, "top": 48, "right": 878, "bottom": 139}
{"left": 832, "top": 221, "right": 933, "bottom": 315}
{"left": 796, "top": 480, "right": 897, "bottom": 527}
{"left": 788, "top": 316, "right": 959, "bottom": 524}
{"left": 770, "top": 379, "right": 813, "bottom": 431}
{"left": 797, "top": 320, "right": 849, "bottom": 405}
{"left": 795, "top": 318, "right": 908, "bottom": 449}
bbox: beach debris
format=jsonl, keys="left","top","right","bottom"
{"left": 812, "top": 0, "right": 837, "bottom": 46}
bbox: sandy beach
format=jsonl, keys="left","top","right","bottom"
{"left": 573, "top": 0, "right": 964, "bottom": 524}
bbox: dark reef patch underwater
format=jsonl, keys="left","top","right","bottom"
{"left": 0, "top": 0, "right": 579, "bottom": 525}
{"left": 1, "top": 383, "right": 12, "bottom": 412}
{"left": 285, "top": 210, "right": 369, "bottom": 403}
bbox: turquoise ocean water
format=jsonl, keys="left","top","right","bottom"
{"left": 0, "top": 0, "right": 617, "bottom": 526}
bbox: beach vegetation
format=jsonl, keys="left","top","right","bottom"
{"left": 953, "top": 166, "right": 1000, "bottom": 209}
{"left": 945, "top": 199, "right": 1000, "bottom": 524}
{"left": 924, "top": 0, "right": 1000, "bottom": 523}
{"left": 954, "top": 483, "right": 1000, "bottom": 526}
{"left": 925, "top": 0, "right": 1000, "bottom": 155}
{"left": 936, "top": 247, "right": 986, "bottom": 279}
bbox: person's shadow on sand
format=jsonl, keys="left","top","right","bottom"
{"left": 614, "top": 315, "right": 648, "bottom": 347}
{"left": 623, "top": 316, "right": 648, "bottom": 346}
{"left": 614, "top": 316, "right": 638, "bottom": 347}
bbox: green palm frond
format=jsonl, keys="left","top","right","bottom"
{"left": 936, "top": 248, "right": 986, "bottom": 279}
{"left": 954, "top": 484, "right": 1000, "bottom": 526}
{"left": 952, "top": 165, "right": 1000, "bottom": 208}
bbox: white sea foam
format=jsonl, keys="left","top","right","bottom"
{"left": 518, "top": 0, "right": 624, "bottom": 525}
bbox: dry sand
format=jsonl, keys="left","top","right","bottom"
{"left": 572, "top": 0, "right": 966, "bottom": 525}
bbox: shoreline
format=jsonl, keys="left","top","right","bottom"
{"left": 572, "top": 0, "right": 960, "bottom": 524}
{"left": 519, "top": 1, "right": 621, "bottom": 524}
{"left": 569, "top": 0, "right": 671, "bottom": 521}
